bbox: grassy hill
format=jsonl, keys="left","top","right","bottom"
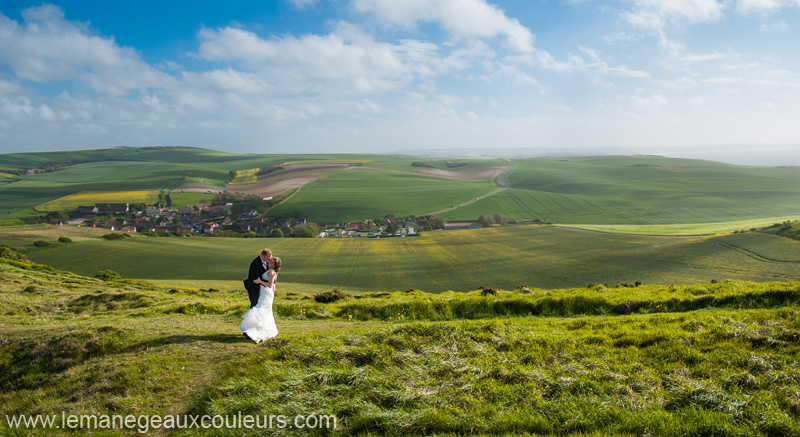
{"left": 13, "top": 225, "right": 800, "bottom": 294}
{"left": 268, "top": 168, "right": 497, "bottom": 222}
{"left": 4, "top": 148, "right": 800, "bottom": 229}
{"left": 442, "top": 156, "right": 800, "bottom": 225}
{"left": 1, "top": 253, "right": 799, "bottom": 435}
{"left": 0, "top": 147, "right": 505, "bottom": 220}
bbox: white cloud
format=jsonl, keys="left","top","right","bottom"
{"left": 197, "top": 26, "right": 416, "bottom": 94}
{"left": 287, "top": 0, "right": 319, "bottom": 10}
{"left": 630, "top": 91, "right": 669, "bottom": 110}
{"left": 0, "top": 78, "right": 24, "bottom": 95}
{"left": 737, "top": 0, "right": 788, "bottom": 13}
{"left": 352, "top": 0, "right": 535, "bottom": 52}
{"left": 624, "top": 0, "right": 726, "bottom": 30}
{"left": 0, "top": 5, "right": 173, "bottom": 95}
{"left": 680, "top": 52, "right": 727, "bottom": 63}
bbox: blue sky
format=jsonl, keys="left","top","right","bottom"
{"left": 1, "top": 0, "right": 799, "bottom": 161}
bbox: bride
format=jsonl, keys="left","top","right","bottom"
{"left": 240, "top": 257, "right": 281, "bottom": 343}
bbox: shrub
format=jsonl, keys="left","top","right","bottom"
{"left": 33, "top": 240, "right": 50, "bottom": 247}
{"left": 270, "top": 229, "right": 284, "bottom": 238}
{"left": 315, "top": 288, "right": 351, "bottom": 303}
{"left": 58, "top": 237, "right": 72, "bottom": 243}
{"left": 0, "top": 246, "right": 27, "bottom": 261}
{"left": 102, "top": 233, "right": 130, "bottom": 240}
{"left": 95, "top": 270, "right": 122, "bottom": 281}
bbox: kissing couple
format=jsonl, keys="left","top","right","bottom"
{"left": 240, "top": 248, "right": 282, "bottom": 343}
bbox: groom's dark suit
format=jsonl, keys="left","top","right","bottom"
{"left": 245, "top": 255, "right": 267, "bottom": 308}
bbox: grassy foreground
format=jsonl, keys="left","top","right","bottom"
{"left": 1, "top": 254, "right": 799, "bottom": 436}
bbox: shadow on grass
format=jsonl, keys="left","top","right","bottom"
{"left": 120, "top": 333, "right": 260, "bottom": 354}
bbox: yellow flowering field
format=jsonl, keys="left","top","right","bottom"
{"left": 229, "top": 169, "right": 258, "bottom": 185}
{"left": 37, "top": 190, "right": 159, "bottom": 211}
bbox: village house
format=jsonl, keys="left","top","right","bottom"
{"left": 344, "top": 223, "right": 360, "bottom": 232}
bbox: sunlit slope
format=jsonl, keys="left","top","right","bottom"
{"left": 268, "top": 168, "right": 498, "bottom": 222}
{"left": 28, "top": 226, "right": 800, "bottom": 293}
{"left": 443, "top": 156, "right": 800, "bottom": 224}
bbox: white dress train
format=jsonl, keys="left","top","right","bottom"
{"left": 239, "top": 269, "right": 278, "bottom": 343}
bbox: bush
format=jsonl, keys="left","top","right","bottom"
{"left": 270, "top": 229, "right": 284, "bottom": 238}
{"left": 58, "top": 237, "right": 72, "bottom": 243}
{"left": 33, "top": 240, "right": 50, "bottom": 247}
{"left": 102, "top": 233, "right": 131, "bottom": 240}
{"left": 0, "top": 246, "right": 27, "bottom": 261}
{"left": 315, "top": 288, "right": 351, "bottom": 303}
{"left": 95, "top": 270, "right": 122, "bottom": 281}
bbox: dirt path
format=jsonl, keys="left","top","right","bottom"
{"left": 424, "top": 160, "right": 518, "bottom": 215}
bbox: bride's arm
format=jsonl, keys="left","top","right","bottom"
{"left": 267, "top": 270, "right": 277, "bottom": 292}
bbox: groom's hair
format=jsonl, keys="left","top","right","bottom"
{"left": 261, "top": 248, "right": 271, "bottom": 256}
{"left": 272, "top": 257, "right": 282, "bottom": 272}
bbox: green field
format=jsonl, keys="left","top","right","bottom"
{"left": 442, "top": 156, "right": 800, "bottom": 225}
{"left": 18, "top": 226, "right": 800, "bottom": 293}
{"left": 557, "top": 215, "right": 800, "bottom": 236}
{"left": 0, "top": 147, "right": 505, "bottom": 220}
{"left": 269, "top": 169, "right": 497, "bottom": 222}
{"left": 169, "top": 192, "right": 217, "bottom": 207}
{"left": 5, "top": 148, "right": 800, "bottom": 231}
{"left": 1, "top": 254, "right": 799, "bottom": 436}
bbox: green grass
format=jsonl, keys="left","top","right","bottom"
{"left": 442, "top": 156, "right": 800, "bottom": 225}
{"left": 269, "top": 169, "right": 498, "bottom": 222}
{"left": 556, "top": 215, "right": 800, "bottom": 236}
{"left": 6, "top": 149, "right": 800, "bottom": 231}
{"left": 17, "top": 225, "right": 800, "bottom": 294}
{"left": 1, "top": 256, "right": 798, "bottom": 436}
{"left": 169, "top": 192, "right": 216, "bottom": 208}
{"left": 0, "top": 148, "right": 512, "bottom": 221}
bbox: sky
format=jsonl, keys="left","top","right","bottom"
{"left": 1, "top": 0, "right": 799, "bottom": 163}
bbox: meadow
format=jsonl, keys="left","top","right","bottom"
{"left": 1, "top": 252, "right": 798, "bottom": 436}
{"left": 268, "top": 169, "right": 498, "bottom": 222}
{"left": 14, "top": 225, "right": 800, "bottom": 294}
{"left": 4, "top": 148, "right": 800, "bottom": 232}
{"left": 441, "top": 156, "right": 800, "bottom": 225}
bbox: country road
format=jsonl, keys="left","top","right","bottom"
{"left": 425, "top": 160, "right": 518, "bottom": 215}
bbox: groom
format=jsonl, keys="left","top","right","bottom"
{"left": 245, "top": 248, "right": 272, "bottom": 308}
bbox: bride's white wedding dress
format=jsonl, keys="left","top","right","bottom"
{"left": 239, "top": 269, "right": 278, "bottom": 343}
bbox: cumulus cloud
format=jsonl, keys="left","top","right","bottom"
{"left": 197, "top": 26, "right": 416, "bottom": 94}
{"left": 352, "top": 0, "right": 535, "bottom": 52}
{"left": 0, "top": 4, "right": 172, "bottom": 95}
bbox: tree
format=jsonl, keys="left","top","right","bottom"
{"left": 429, "top": 216, "right": 445, "bottom": 230}
{"left": 494, "top": 213, "right": 510, "bottom": 226}
{"left": 292, "top": 223, "right": 320, "bottom": 238}
{"left": 478, "top": 214, "right": 494, "bottom": 227}
{"left": 386, "top": 221, "right": 399, "bottom": 235}
{"left": 270, "top": 229, "right": 284, "bottom": 238}
{"left": 46, "top": 211, "right": 69, "bottom": 224}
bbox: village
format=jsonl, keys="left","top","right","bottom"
{"left": 65, "top": 202, "right": 485, "bottom": 238}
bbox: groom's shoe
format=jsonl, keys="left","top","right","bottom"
{"left": 242, "top": 332, "right": 253, "bottom": 341}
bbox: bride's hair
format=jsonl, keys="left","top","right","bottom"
{"left": 272, "top": 257, "right": 282, "bottom": 272}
